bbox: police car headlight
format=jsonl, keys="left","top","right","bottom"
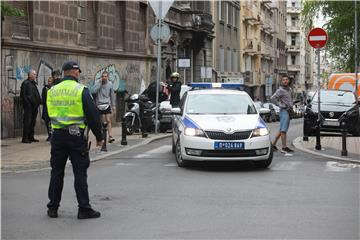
{"left": 252, "top": 128, "right": 269, "bottom": 137}
{"left": 184, "top": 127, "right": 205, "bottom": 137}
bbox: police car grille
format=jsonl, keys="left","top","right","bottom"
{"left": 205, "top": 130, "right": 252, "bottom": 140}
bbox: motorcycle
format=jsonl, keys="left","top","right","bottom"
{"left": 123, "top": 93, "right": 160, "bottom": 135}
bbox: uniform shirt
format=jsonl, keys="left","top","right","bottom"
{"left": 60, "top": 76, "right": 103, "bottom": 141}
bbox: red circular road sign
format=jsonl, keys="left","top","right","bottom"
{"left": 308, "top": 28, "right": 328, "bottom": 48}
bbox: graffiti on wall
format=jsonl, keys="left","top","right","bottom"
{"left": 119, "top": 63, "right": 145, "bottom": 94}
{"left": 37, "top": 60, "right": 53, "bottom": 89}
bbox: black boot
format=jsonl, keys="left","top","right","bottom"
{"left": 47, "top": 208, "right": 58, "bottom": 218}
{"left": 77, "top": 208, "right": 101, "bottom": 219}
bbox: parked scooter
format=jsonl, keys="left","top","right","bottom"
{"left": 123, "top": 94, "right": 160, "bottom": 135}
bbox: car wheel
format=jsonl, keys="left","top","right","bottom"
{"left": 175, "top": 139, "right": 187, "bottom": 167}
{"left": 254, "top": 147, "right": 273, "bottom": 168}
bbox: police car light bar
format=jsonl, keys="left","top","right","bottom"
{"left": 188, "top": 83, "right": 243, "bottom": 89}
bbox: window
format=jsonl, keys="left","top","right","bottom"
{"left": 220, "top": 47, "right": 224, "bottom": 72}
{"left": 218, "top": 1, "right": 222, "bottom": 21}
{"left": 291, "top": 1, "right": 296, "bottom": 7}
{"left": 11, "top": 1, "right": 31, "bottom": 39}
{"left": 87, "top": 1, "right": 97, "bottom": 47}
{"left": 227, "top": 3, "right": 232, "bottom": 25}
{"left": 291, "top": 34, "right": 296, "bottom": 45}
{"left": 227, "top": 48, "right": 231, "bottom": 72}
{"left": 115, "top": 1, "right": 126, "bottom": 51}
{"left": 291, "top": 16, "right": 297, "bottom": 26}
{"left": 291, "top": 55, "right": 296, "bottom": 65}
{"left": 233, "top": 50, "right": 238, "bottom": 72}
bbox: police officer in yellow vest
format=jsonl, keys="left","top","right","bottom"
{"left": 46, "top": 61, "right": 104, "bottom": 219}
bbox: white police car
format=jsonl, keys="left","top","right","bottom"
{"left": 171, "top": 83, "right": 272, "bottom": 168}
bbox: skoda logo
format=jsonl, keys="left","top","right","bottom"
{"left": 329, "top": 112, "right": 334, "bottom": 117}
{"left": 226, "top": 128, "right": 232, "bottom": 133}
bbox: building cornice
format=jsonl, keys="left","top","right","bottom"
{"left": 1, "top": 38, "right": 157, "bottom": 61}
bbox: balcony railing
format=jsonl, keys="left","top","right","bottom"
{"left": 288, "top": 64, "right": 301, "bottom": 71}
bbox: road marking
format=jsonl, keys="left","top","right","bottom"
{"left": 271, "top": 161, "right": 302, "bottom": 171}
{"left": 325, "top": 161, "right": 359, "bottom": 172}
{"left": 132, "top": 145, "right": 172, "bottom": 158}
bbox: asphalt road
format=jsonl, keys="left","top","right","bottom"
{"left": 2, "top": 119, "right": 359, "bottom": 239}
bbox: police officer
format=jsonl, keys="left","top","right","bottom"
{"left": 46, "top": 61, "right": 104, "bottom": 219}
{"left": 167, "top": 72, "right": 182, "bottom": 107}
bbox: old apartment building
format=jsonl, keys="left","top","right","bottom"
{"left": 1, "top": 0, "right": 214, "bottom": 138}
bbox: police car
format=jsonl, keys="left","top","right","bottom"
{"left": 171, "top": 83, "right": 273, "bottom": 168}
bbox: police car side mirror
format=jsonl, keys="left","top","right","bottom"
{"left": 171, "top": 107, "right": 182, "bottom": 115}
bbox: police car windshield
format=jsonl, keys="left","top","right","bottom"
{"left": 185, "top": 94, "right": 257, "bottom": 114}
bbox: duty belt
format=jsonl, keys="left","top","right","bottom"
{"left": 54, "top": 125, "right": 84, "bottom": 136}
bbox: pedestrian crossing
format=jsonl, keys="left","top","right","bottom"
{"left": 116, "top": 145, "right": 360, "bottom": 172}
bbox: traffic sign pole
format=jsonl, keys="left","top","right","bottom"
{"left": 308, "top": 28, "right": 328, "bottom": 151}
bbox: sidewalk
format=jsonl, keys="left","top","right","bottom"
{"left": 293, "top": 136, "right": 360, "bottom": 163}
{"left": 1, "top": 126, "right": 171, "bottom": 173}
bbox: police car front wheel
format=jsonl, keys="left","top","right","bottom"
{"left": 175, "top": 139, "right": 188, "bottom": 167}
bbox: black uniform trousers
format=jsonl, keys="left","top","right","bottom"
{"left": 22, "top": 106, "right": 38, "bottom": 141}
{"left": 47, "top": 129, "right": 91, "bottom": 210}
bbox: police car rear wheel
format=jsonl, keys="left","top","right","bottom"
{"left": 175, "top": 139, "right": 187, "bottom": 167}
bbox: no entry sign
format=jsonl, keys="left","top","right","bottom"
{"left": 308, "top": 28, "right": 328, "bottom": 48}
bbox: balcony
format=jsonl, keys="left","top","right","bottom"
{"left": 287, "top": 7, "right": 301, "bottom": 14}
{"left": 244, "top": 39, "right": 259, "bottom": 54}
{"left": 287, "top": 26, "right": 301, "bottom": 33}
{"left": 192, "top": 12, "right": 214, "bottom": 33}
{"left": 288, "top": 64, "right": 301, "bottom": 72}
{"left": 286, "top": 45, "right": 300, "bottom": 52}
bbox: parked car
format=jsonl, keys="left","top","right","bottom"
{"left": 171, "top": 83, "right": 272, "bottom": 168}
{"left": 303, "top": 89, "right": 360, "bottom": 137}
{"left": 254, "top": 101, "right": 271, "bottom": 122}
{"left": 263, "top": 102, "right": 278, "bottom": 122}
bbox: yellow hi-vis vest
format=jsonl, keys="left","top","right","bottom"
{"left": 47, "top": 80, "right": 86, "bottom": 129}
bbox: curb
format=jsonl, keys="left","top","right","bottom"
{"left": 292, "top": 137, "right": 360, "bottom": 163}
{"left": 2, "top": 133, "right": 172, "bottom": 174}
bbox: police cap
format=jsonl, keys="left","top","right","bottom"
{"left": 62, "top": 61, "right": 82, "bottom": 73}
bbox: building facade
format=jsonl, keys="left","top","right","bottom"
{"left": 212, "top": 1, "right": 241, "bottom": 84}
{"left": 1, "top": 1, "right": 158, "bottom": 138}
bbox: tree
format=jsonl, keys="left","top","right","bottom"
{"left": 302, "top": 0, "right": 360, "bottom": 72}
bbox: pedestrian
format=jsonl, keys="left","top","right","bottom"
{"left": 41, "top": 76, "right": 54, "bottom": 141}
{"left": 20, "top": 69, "right": 42, "bottom": 143}
{"left": 167, "top": 72, "right": 182, "bottom": 107}
{"left": 270, "top": 74, "right": 295, "bottom": 155}
{"left": 42, "top": 70, "right": 61, "bottom": 141}
{"left": 92, "top": 71, "right": 116, "bottom": 143}
{"left": 46, "top": 60, "right": 104, "bottom": 219}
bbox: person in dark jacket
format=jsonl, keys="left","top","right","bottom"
{"left": 20, "top": 70, "right": 42, "bottom": 143}
{"left": 42, "top": 70, "right": 60, "bottom": 141}
{"left": 167, "top": 72, "right": 182, "bottom": 107}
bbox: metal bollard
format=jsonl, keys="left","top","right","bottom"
{"left": 121, "top": 117, "right": 127, "bottom": 145}
{"left": 315, "top": 119, "right": 322, "bottom": 150}
{"left": 101, "top": 122, "right": 108, "bottom": 152}
{"left": 341, "top": 122, "right": 347, "bottom": 156}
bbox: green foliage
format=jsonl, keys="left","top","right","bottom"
{"left": 301, "top": 0, "right": 360, "bottom": 72}
{"left": 1, "top": 2, "right": 24, "bottom": 17}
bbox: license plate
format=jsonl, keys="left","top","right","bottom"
{"left": 214, "top": 142, "right": 244, "bottom": 150}
{"left": 323, "top": 120, "right": 340, "bottom": 126}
